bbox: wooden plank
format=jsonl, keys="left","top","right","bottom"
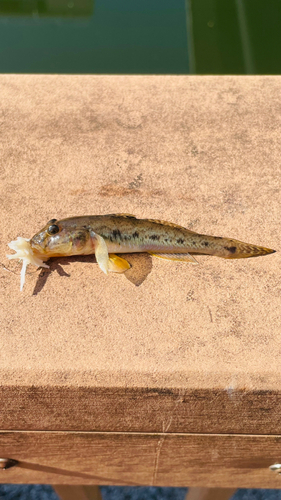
{"left": 0, "top": 75, "right": 280, "bottom": 436}
{"left": 185, "top": 488, "right": 236, "bottom": 500}
{"left": 54, "top": 486, "right": 103, "bottom": 500}
{"left": 0, "top": 431, "right": 281, "bottom": 488}
{"left": 1, "top": 385, "right": 281, "bottom": 434}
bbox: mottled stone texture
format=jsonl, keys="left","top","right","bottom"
{"left": 0, "top": 76, "right": 280, "bottom": 432}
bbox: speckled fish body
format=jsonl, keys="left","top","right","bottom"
{"left": 8, "top": 214, "right": 274, "bottom": 291}
{"left": 30, "top": 214, "right": 275, "bottom": 266}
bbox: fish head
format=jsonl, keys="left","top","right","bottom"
{"left": 30, "top": 218, "right": 90, "bottom": 257}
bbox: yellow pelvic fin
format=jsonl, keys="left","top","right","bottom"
{"left": 149, "top": 252, "right": 198, "bottom": 264}
{"left": 108, "top": 254, "right": 131, "bottom": 273}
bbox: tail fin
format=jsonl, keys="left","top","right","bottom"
{"left": 218, "top": 238, "right": 276, "bottom": 259}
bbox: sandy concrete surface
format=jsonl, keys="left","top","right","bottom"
{"left": 0, "top": 75, "right": 280, "bottom": 392}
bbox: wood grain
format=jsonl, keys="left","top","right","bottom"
{"left": 0, "top": 431, "right": 281, "bottom": 488}
{"left": 1, "top": 386, "right": 281, "bottom": 435}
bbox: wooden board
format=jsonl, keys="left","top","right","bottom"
{"left": 0, "top": 75, "right": 280, "bottom": 435}
{"left": 54, "top": 485, "right": 103, "bottom": 500}
{"left": 1, "top": 386, "right": 281, "bottom": 435}
{"left": 0, "top": 431, "right": 281, "bottom": 488}
{"left": 185, "top": 488, "right": 237, "bottom": 500}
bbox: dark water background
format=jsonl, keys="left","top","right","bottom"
{"left": 0, "top": 0, "right": 280, "bottom": 74}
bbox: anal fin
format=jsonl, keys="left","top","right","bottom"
{"left": 149, "top": 252, "right": 198, "bottom": 264}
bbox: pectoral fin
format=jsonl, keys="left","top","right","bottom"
{"left": 149, "top": 252, "right": 198, "bottom": 264}
{"left": 89, "top": 232, "right": 131, "bottom": 275}
{"left": 108, "top": 254, "right": 131, "bottom": 273}
{"left": 90, "top": 231, "right": 110, "bottom": 274}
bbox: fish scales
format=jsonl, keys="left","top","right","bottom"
{"left": 61, "top": 215, "right": 214, "bottom": 254}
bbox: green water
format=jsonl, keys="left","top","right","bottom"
{"left": 0, "top": 0, "right": 280, "bottom": 74}
{"left": 0, "top": 0, "right": 189, "bottom": 73}
{"left": 188, "top": 0, "right": 281, "bottom": 74}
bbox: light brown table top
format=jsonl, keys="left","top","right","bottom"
{"left": 0, "top": 75, "right": 280, "bottom": 433}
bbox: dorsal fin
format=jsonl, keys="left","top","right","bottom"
{"left": 107, "top": 213, "right": 136, "bottom": 218}
{"left": 145, "top": 218, "right": 198, "bottom": 234}
{"left": 107, "top": 214, "right": 198, "bottom": 234}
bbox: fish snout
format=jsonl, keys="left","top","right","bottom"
{"left": 30, "top": 232, "right": 47, "bottom": 252}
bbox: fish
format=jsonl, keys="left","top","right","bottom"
{"left": 7, "top": 214, "right": 276, "bottom": 290}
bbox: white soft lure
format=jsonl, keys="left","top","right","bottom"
{"left": 7, "top": 237, "right": 49, "bottom": 291}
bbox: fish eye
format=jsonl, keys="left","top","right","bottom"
{"left": 47, "top": 224, "right": 60, "bottom": 235}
